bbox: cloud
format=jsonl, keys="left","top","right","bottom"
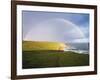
{"left": 71, "top": 38, "right": 89, "bottom": 43}
{"left": 80, "top": 25, "right": 89, "bottom": 38}
{"left": 24, "top": 18, "right": 86, "bottom": 43}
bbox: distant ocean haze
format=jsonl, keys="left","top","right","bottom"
{"left": 65, "top": 42, "right": 89, "bottom": 54}
{"left": 68, "top": 43, "right": 89, "bottom": 50}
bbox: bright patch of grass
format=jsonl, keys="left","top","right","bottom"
{"left": 23, "top": 41, "right": 69, "bottom": 51}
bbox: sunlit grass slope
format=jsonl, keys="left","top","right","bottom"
{"left": 23, "top": 41, "right": 69, "bottom": 51}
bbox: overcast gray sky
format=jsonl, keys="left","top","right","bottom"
{"left": 22, "top": 11, "right": 89, "bottom": 43}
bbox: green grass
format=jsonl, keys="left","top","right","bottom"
{"left": 22, "top": 41, "right": 89, "bottom": 69}
{"left": 22, "top": 50, "right": 89, "bottom": 69}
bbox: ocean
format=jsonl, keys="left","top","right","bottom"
{"left": 65, "top": 43, "right": 89, "bottom": 54}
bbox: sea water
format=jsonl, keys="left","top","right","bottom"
{"left": 65, "top": 43, "right": 89, "bottom": 54}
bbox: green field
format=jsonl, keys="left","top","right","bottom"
{"left": 22, "top": 41, "right": 89, "bottom": 69}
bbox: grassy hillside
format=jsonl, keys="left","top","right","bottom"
{"left": 22, "top": 41, "right": 89, "bottom": 69}
{"left": 23, "top": 41, "right": 70, "bottom": 51}
{"left": 22, "top": 50, "right": 89, "bottom": 69}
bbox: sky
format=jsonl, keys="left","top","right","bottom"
{"left": 22, "top": 11, "right": 89, "bottom": 43}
